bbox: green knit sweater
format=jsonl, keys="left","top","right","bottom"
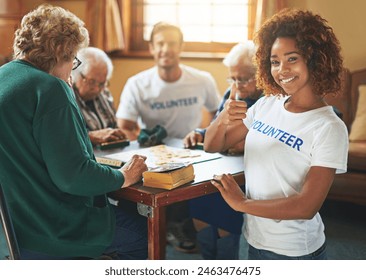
{"left": 0, "top": 60, "right": 124, "bottom": 258}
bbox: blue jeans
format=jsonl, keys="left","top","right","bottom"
{"left": 20, "top": 201, "right": 148, "bottom": 260}
{"left": 105, "top": 202, "right": 148, "bottom": 260}
{"left": 248, "top": 242, "right": 327, "bottom": 260}
{"left": 196, "top": 225, "right": 240, "bottom": 260}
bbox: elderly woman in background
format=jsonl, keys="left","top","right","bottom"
{"left": 0, "top": 4, "right": 147, "bottom": 259}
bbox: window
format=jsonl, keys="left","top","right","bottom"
{"left": 128, "top": 0, "right": 255, "bottom": 55}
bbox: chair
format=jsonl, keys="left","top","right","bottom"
{"left": 0, "top": 182, "right": 21, "bottom": 260}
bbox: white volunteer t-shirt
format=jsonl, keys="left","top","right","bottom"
{"left": 116, "top": 65, "right": 220, "bottom": 138}
{"left": 243, "top": 95, "right": 349, "bottom": 256}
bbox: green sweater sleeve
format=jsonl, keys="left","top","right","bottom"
{"left": 33, "top": 81, "right": 124, "bottom": 196}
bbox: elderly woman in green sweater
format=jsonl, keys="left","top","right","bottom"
{"left": 0, "top": 4, "right": 147, "bottom": 259}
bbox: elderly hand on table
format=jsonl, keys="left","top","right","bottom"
{"left": 89, "top": 128, "right": 126, "bottom": 145}
{"left": 183, "top": 130, "right": 204, "bottom": 148}
{"left": 120, "top": 154, "right": 148, "bottom": 188}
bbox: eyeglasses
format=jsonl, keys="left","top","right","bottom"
{"left": 72, "top": 56, "right": 82, "bottom": 70}
{"left": 226, "top": 77, "right": 254, "bottom": 87}
{"left": 80, "top": 73, "right": 109, "bottom": 89}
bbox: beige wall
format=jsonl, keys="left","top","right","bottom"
{"left": 22, "top": 0, "right": 366, "bottom": 108}
{"left": 306, "top": 0, "right": 366, "bottom": 72}
{"left": 23, "top": 0, "right": 84, "bottom": 16}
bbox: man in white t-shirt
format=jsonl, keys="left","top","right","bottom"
{"left": 116, "top": 22, "right": 220, "bottom": 140}
{"left": 116, "top": 22, "right": 220, "bottom": 253}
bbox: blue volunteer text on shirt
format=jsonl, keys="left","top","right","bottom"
{"left": 150, "top": 97, "right": 198, "bottom": 110}
{"left": 251, "top": 119, "right": 304, "bottom": 151}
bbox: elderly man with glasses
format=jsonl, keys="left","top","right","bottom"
{"left": 71, "top": 47, "right": 126, "bottom": 146}
{"left": 71, "top": 47, "right": 148, "bottom": 260}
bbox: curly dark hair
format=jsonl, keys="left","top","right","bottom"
{"left": 253, "top": 8, "right": 343, "bottom": 96}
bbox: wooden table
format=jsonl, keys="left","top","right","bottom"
{"left": 95, "top": 139, "right": 245, "bottom": 260}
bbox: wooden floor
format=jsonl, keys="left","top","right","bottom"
{"left": 1, "top": 200, "right": 365, "bottom": 260}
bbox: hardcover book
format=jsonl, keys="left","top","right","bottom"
{"left": 142, "top": 163, "right": 195, "bottom": 190}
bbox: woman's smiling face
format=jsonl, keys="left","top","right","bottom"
{"left": 270, "top": 37, "right": 311, "bottom": 96}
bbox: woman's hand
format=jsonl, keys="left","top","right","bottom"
{"left": 211, "top": 173, "right": 246, "bottom": 212}
{"left": 219, "top": 83, "right": 248, "bottom": 126}
{"left": 204, "top": 84, "right": 249, "bottom": 153}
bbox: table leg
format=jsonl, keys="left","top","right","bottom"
{"left": 147, "top": 206, "right": 166, "bottom": 260}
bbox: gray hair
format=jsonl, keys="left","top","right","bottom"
{"left": 223, "top": 41, "right": 256, "bottom": 74}
{"left": 72, "top": 47, "right": 113, "bottom": 81}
